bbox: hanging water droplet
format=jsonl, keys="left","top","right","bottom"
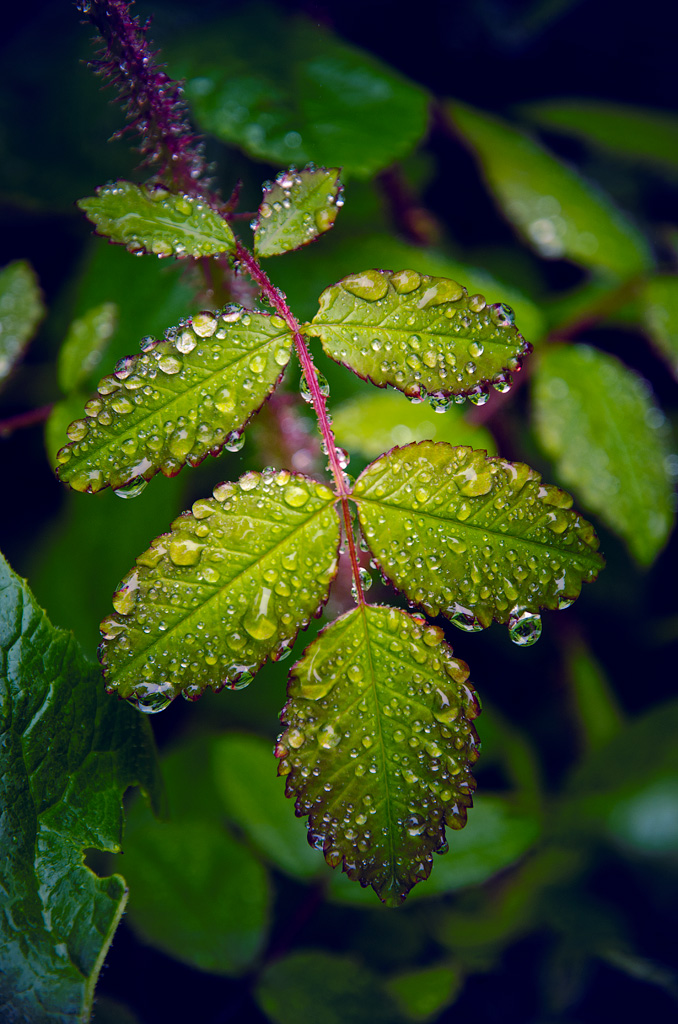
{"left": 449, "top": 606, "right": 483, "bottom": 632}
{"left": 508, "top": 608, "right": 542, "bottom": 646}
{"left": 490, "top": 303, "right": 516, "bottom": 327}
{"left": 115, "top": 475, "right": 148, "bottom": 499}
{"left": 224, "top": 432, "right": 245, "bottom": 452}
{"left": 127, "top": 682, "right": 175, "bottom": 714}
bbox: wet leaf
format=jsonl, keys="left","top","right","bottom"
{"left": 117, "top": 817, "right": 269, "bottom": 974}
{"left": 641, "top": 275, "right": 678, "bottom": 379}
{"left": 448, "top": 101, "right": 651, "bottom": 277}
{"left": 353, "top": 441, "right": 604, "bottom": 636}
{"left": 256, "top": 951, "right": 401, "bottom": 1024}
{"left": 276, "top": 604, "right": 480, "bottom": 906}
{"left": 522, "top": 100, "right": 678, "bottom": 174}
{"left": 58, "top": 301, "right": 118, "bottom": 394}
{"left": 0, "top": 551, "right": 163, "bottom": 1023}
{"left": 56, "top": 307, "right": 293, "bottom": 493}
{"left": 100, "top": 469, "right": 340, "bottom": 707}
{"left": 254, "top": 166, "right": 342, "bottom": 257}
{"left": 532, "top": 344, "right": 674, "bottom": 565}
{"left": 78, "top": 181, "right": 235, "bottom": 258}
{"left": 305, "top": 269, "right": 531, "bottom": 400}
{"left": 171, "top": 9, "right": 429, "bottom": 178}
{"left": 0, "top": 260, "right": 45, "bottom": 390}
{"left": 333, "top": 390, "right": 497, "bottom": 462}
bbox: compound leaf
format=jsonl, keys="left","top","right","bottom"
{"left": 78, "top": 181, "right": 235, "bottom": 258}
{"left": 641, "top": 275, "right": 678, "bottom": 379}
{"left": 58, "top": 301, "right": 118, "bottom": 395}
{"left": 352, "top": 442, "right": 604, "bottom": 639}
{"left": 449, "top": 101, "right": 651, "bottom": 277}
{"left": 305, "top": 269, "right": 531, "bottom": 401}
{"left": 0, "top": 260, "right": 44, "bottom": 390}
{"left": 532, "top": 344, "right": 674, "bottom": 566}
{"left": 171, "top": 9, "right": 429, "bottom": 178}
{"left": 276, "top": 604, "right": 480, "bottom": 906}
{"left": 0, "top": 550, "right": 163, "bottom": 1023}
{"left": 254, "top": 166, "right": 343, "bottom": 257}
{"left": 100, "top": 469, "right": 340, "bottom": 708}
{"left": 56, "top": 307, "right": 294, "bottom": 493}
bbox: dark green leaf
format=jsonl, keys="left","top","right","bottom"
{"left": 57, "top": 302, "right": 118, "bottom": 395}
{"left": 305, "top": 269, "right": 531, "bottom": 401}
{"left": 277, "top": 604, "right": 480, "bottom": 906}
{"left": 522, "top": 100, "right": 678, "bottom": 174}
{"left": 212, "top": 733, "right": 323, "bottom": 878}
{"left": 256, "top": 950, "right": 402, "bottom": 1024}
{"left": 353, "top": 441, "right": 604, "bottom": 637}
{"left": 100, "top": 469, "right": 341, "bottom": 708}
{"left": 170, "top": 8, "right": 429, "bottom": 177}
{"left": 532, "top": 344, "right": 675, "bottom": 565}
{"left": 385, "top": 963, "right": 462, "bottom": 1022}
{"left": 118, "top": 819, "right": 270, "bottom": 974}
{"left": 449, "top": 101, "right": 651, "bottom": 277}
{"left": 254, "top": 166, "right": 342, "bottom": 257}
{"left": 78, "top": 182, "right": 235, "bottom": 258}
{"left": 0, "top": 551, "right": 163, "bottom": 1023}
{"left": 641, "top": 275, "right": 678, "bottom": 378}
{"left": 56, "top": 307, "right": 293, "bottom": 493}
{"left": 333, "top": 391, "right": 497, "bottom": 462}
{"left": 0, "top": 260, "right": 45, "bottom": 390}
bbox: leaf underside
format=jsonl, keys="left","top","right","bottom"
{"left": 254, "top": 166, "right": 342, "bottom": 258}
{"left": 100, "top": 469, "right": 341, "bottom": 708}
{"left": 305, "top": 269, "right": 531, "bottom": 400}
{"left": 78, "top": 181, "right": 236, "bottom": 258}
{"left": 277, "top": 604, "right": 480, "bottom": 906}
{"left": 353, "top": 441, "right": 604, "bottom": 633}
{"left": 56, "top": 308, "right": 293, "bottom": 493}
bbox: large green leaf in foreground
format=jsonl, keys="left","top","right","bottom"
{"left": 353, "top": 442, "right": 604, "bottom": 639}
{"left": 277, "top": 604, "right": 480, "bottom": 906}
{"left": 78, "top": 182, "right": 235, "bottom": 258}
{"left": 305, "top": 269, "right": 531, "bottom": 400}
{"left": 56, "top": 308, "right": 293, "bottom": 493}
{"left": 532, "top": 344, "right": 674, "bottom": 566}
{"left": 100, "top": 470, "right": 341, "bottom": 708}
{"left": 0, "top": 552, "right": 163, "bottom": 1023}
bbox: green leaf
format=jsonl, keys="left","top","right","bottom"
{"left": 256, "top": 950, "right": 403, "bottom": 1024}
{"left": 0, "top": 260, "right": 45, "bottom": 390}
{"left": 56, "top": 307, "right": 294, "bottom": 493}
{"left": 305, "top": 268, "right": 531, "bottom": 401}
{"left": 522, "top": 100, "right": 678, "bottom": 174}
{"left": 78, "top": 181, "right": 235, "bottom": 258}
{"left": 277, "top": 604, "right": 481, "bottom": 906}
{"left": 212, "top": 733, "right": 323, "bottom": 878}
{"left": 448, "top": 101, "right": 651, "bottom": 277}
{"left": 333, "top": 390, "right": 497, "bottom": 462}
{"left": 118, "top": 818, "right": 270, "bottom": 975}
{"left": 57, "top": 301, "right": 118, "bottom": 395}
{"left": 385, "top": 963, "right": 462, "bottom": 1022}
{"left": 353, "top": 441, "right": 604, "bottom": 637}
{"left": 532, "top": 344, "right": 675, "bottom": 565}
{"left": 170, "top": 8, "right": 429, "bottom": 178}
{"left": 254, "top": 166, "right": 343, "bottom": 257}
{"left": 641, "top": 275, "right": 678, "bottom": 378}
{"left": 100, "top": 469, "right": 341, "bottom": 708}
{"left": 0, "top": 551, "right": 163, "bottom": 1023}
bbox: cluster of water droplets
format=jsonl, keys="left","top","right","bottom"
{"left": 352, "top": 441, "right": 604, "bottom": 646}
{"left": 311, "top": 269, "right": 530, "bottom": 406}
{"left": 84, "top": 182, "right": 235, "bottom": 259}
{"left": 56, "top": 306, "right": 292, "bottom": 493}
{"left": 276, "top": 604, "right": 480, "bottom": 902}
{"left": 99, "top": 468, "right": 341, "bottom": 712}
{"left": 253, "top": 166, "right": 344, "bottom": 256}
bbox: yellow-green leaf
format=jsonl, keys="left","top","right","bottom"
{"left": 254, "top": 166, "right": 343, "bottom": 257}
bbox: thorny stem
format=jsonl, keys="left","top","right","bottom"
{"left": 235, "top": 241, "right": 367, "bottom": 606}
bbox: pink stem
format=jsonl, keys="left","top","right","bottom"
{"left": 0, "top": 403, "right": 53, "bottom": 437}
{"left": 235, "top": 241, "right": 366, "bottom": 605}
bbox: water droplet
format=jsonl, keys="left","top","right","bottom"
{"left": 275, "top": 347, "right": 291, "bottom": 366}
{"left": 490, "top": 303, "right": 516, "bottom": 327}
{"left": 508, "top": 608, "right": 542, "bottom": 646}
{"left": 283, "top": 484, "right": 309, "bottom": 507}
{"left": 192, "top": 311, "right": 218, "bottom": 337}
{"left": 66, "top": 419, "right": 88, "bottom": 442}
{"left": 391, "top": 269, "right": 421, "bottom": 294}
{"left": 243, "top": 588, "right": 276, "bottom": 640}
{"left": 168, "top": 534, "right": 203, "bottom": 566}
{"left": 115, "top": 476, "right": 148, "bottom": 499}
{"left": 343, "top": 269, "right": 389, "bottom": 301}
{"left": 417, "top": 279, "right": 464, "bottom": 308}
{"left": 317, "top": 724, "right": 340, "bottom": 749}
{"left": 158, "top": 354, "right": 183, "bottom": 375}
{"left": 176, "top": 330, "right": 196, "bottom": 354}
{"left": 225, "top": 432, "right": 245, "bottom": 452}
{"left": 128, "top": 682, "right": 175, "bottom": 714}
{"left": 468, "top": 293, "right": 486, "bottom": 313}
